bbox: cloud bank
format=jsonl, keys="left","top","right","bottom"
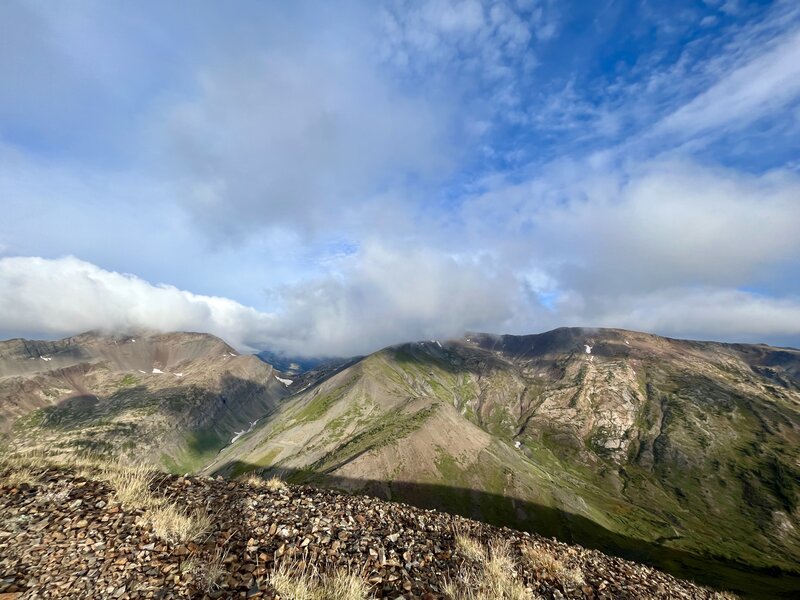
{"left": 2, "top": 1, "right": 800, "bottom": 355}
{"left": 3, "top": 246, "right": 800, "bottom": 357}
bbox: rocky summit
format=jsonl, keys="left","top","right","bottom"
{"left": 0, "top": 463, "right": 728, "bottom": 600}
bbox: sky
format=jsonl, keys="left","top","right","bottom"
{"left": 1, "top": 0, "right": 800, "bottom": 356}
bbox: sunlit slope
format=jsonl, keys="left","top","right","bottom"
{"left": 0, "top": 331, "right": 290, "bottom": 471}
{"left": 212, "top": 328, "right": 800, "bottom": 578}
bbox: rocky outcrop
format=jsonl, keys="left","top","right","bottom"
{"left": 0, "top": 465, "right": 725, "bottom": 599}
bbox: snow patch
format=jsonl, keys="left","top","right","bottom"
{"left": 584, "top": 345, "right": 592, "bottom": 354}
{"left": 228, "top": 352, "right": 237, "bottom": 357}
{"left": 275, "top": 376, "right": 293, "bottom": 386}
{"left": 174, "top": 372, "right": 184, "bottom": 378}
{"left": 231, "top": 420, "right": 258, "bottom": 444}
{"left": 40, "top": 356, "right": 52, "bottom": 362}
{"left": 514, "top": 441, "right": 522, "bottom": 449}
{"left": 137, "top": 370, "right": 146, "bottom": 374}
{"left": 151, "top": 368, "right": 164, "bottom": 374}
{"left": 131, "top": 339, "right": 135, "bottom": 343}
{"left": 625, "top": 340, "right": 630, "bottom": 345}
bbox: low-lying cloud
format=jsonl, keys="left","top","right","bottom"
{"left": 4, "top": 249, "right": 800, "bottom": 357}
{"left": 0, "top": 256, "right": 276, "bottom": 350}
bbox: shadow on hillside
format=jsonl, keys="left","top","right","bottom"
{"left": 36, "top": 374, "right": 279, "bottom": 428}
{"left": 26, "top": 373, "right": 287, "bottom": 468}
{"left": 212, "top": 461, "right": 799, "bottom": 600}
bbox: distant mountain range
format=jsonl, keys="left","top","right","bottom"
{"left": 256, "top": 349, "right": 350, "bottom": 375}
{"left": 1, "top": 327, "right": 799, "bottom": 598}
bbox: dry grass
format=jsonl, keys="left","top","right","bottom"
{"left": 269, "top": 561, "right": 369, "bottom": 600}
{"left": 182, "top": 546, "right": 229, "bottom": 592}
{"left": 521, "top": 543, "right": 584, "bottom": 589}
{"left": 455, "top": 534, "right": 488, "bottom": 563}
{"left": 712, "top": 592, "right": 740, "bottom": 599}
{"left": 446, "top": 537, "right": 531, "bottom": 600}
{"left": 102, "top": 461, "right": 161, "bottom": 509}
{"left": 1, "top": 466, "right": 40, "bottom": 487}
{"left": 144, "top": 503, "right": 211, "bottom": 544}
{"left": 265, "top": 475, "right": 287, "bottom": 491}
{"left": 0, "top": 450, "right": 48, "bottom": 486}
{"left": 241, "top": 472, "right": 266, "bottom": 488}
{"left": 3, "top": 451, "right": 211, "bottom": 547}
{"left": 0, "top": 449, "right": 111, "bottom": 482}
{"left": 242, "top": 472, "right": 286, "bottom": 491}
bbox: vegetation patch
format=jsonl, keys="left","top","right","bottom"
{"left": 270, "top": 560, "right": 369, "bottom": 600}
{"left": 119, "top": 374, "right": 139, "bottom": 388}
{"left": 292, "top": 381, "right": 355, "bottom": 425}
{"left": 445, "top": 536, "right": 530, "bottom": 600}
{"left": 312, "top": 404, "right": 438, "bottom": 472}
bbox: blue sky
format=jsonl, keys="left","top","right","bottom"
{"left": 1, "top": 0, "right": 800, "bottom": 355}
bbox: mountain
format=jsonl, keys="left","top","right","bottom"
{"left": 0, "top": 331, "right": 291, "bottom": 472}
{"left": 256, "top": 349, "right": 352, "bottom": 375}
{"left": 3, "top": 327, "right": 799, "bottom": 597}
{"left": 206, "top": 327, "right": 800, "bottom": 598}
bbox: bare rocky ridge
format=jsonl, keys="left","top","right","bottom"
{"left": 0, "top": 465, "right": 726, "bottom": 600}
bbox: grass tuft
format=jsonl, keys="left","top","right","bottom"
{"left": 445, "top": 536, "right": 531, "bottom": 600}
{"left": 455, "top": 533, "right": 488, "bottom": 563}
{"left": 144, "top": 504, "right": 211, "bottom": 544}
{"left": 265, "top": 475, "right": 287, "bottom": 491}
{"left": 182, "top": 546, "right": 229, "bottom": 592}
{"left": 241, "top": 472, "right": 266, "bottom": 488}
{"left": 102, "top": 461, "right": 160, "bottom": 508}
{"left": 521, "top": 543, "right": 584, "bottom": 589}
{"left": 1, "top": 466, "right": 40, "bottom": 488}
{"left": 269, "top": 560, "right": 369, "bottom": 600}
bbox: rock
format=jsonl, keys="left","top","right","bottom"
{"left": 0, "top": 466, "right": 726, "bottom": 600}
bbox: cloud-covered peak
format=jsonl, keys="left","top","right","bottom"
{"left": 2, "top": 1, "right": 800, "bottom": 353}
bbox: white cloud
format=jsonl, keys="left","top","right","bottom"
{"left": 253, "top": 241, "right": 523, "bottom": 356}
{"left": 161, "top": 43, "right": 451, "bottom": 240}
{"left": 653, "top": 27, "right": 800, "bottom": 140}
{"left": 0, "top": 250, "right": 524, "bottom": 357}
{"left": 0, "top": 256, "right": 276, "bottom": 351}
{"left": 462, "top": 158, "right": 800, "bottom": 294}
{"left": 590, "top": 287, "right": 800, "bottom": 342}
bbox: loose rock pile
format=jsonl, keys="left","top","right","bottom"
{"left": 1, "top": 466, "right": 725, "bottom": 599}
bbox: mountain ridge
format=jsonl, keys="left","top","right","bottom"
{"left": 2, "top": 327, "right": 799, "bottom": 597}
{"left": 207, "top": 327, "right": 800, "bottom": 597}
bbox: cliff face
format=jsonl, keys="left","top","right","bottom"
{"left": 0, "top": 331, "right": 291, "bottom": 471}
{"left": 210, "top": 328, "right": 800, "bottom": 596}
